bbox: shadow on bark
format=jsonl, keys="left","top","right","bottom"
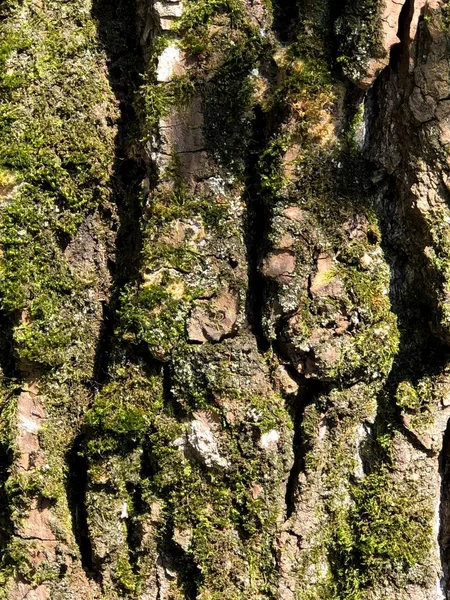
{"left": 65, "top": 435, "right": 95, "bottom": 577}
{"left": 272, "top": 0, "right": 300, "bottom": 42}
{"left": 65, "top": 2, "right": 203, "bottom": 594}
{"left": 90, "top": 0, "right": 148, "bottom": 386}
{"left": 0, "top": 314, "right": 20, "bottom": 565}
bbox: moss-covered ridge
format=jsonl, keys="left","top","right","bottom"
{"left": 0, "top": 0, "right": 116, "bottom": 374}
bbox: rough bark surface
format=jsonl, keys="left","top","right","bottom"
{"left": 2, "top": 0, "right": 450, "bottom": 599}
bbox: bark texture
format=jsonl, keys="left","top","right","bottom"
{"left": 1, "top": 0, "right": 450, "bottom": 599}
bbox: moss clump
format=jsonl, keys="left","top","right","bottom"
{"left": 328, "top": 471, "right": 433, "bottom": 599}
{"left": 335, "top": 262, "right": 399, "bottom": 382}
{"left": 177, "top": 0, "right": 251, "bottom": 58}
{"left": 395, "top": 380, "right": 420, "bottom": 411}
{"left": 334, "top": 0, "right": 384, "bottom": 83}
{"left": 136, "top": 69, "right": 198, "bottom": 141}
{"left": 147, "top": 408, "right": 289, "bottom": 598}
{"left": 85, "top": 362, "right": 164, "bottom": 455}
{"left": 394, "top": 377, "right": 436, "bottom": 434}
{"left": 147, "top": 176, "right": 232, "bottom": 234}
{"left": 118, "top": 280, "right": 193, "bottom": 361}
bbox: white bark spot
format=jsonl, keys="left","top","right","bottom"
{"left": 19, "top": 415, "right": 41, "bottom": 434}
{"left": 259, "top": 430, "right": 280, "bottom": 451}
{"left": 157, "top": 44, "right": 182, "bottom": 82}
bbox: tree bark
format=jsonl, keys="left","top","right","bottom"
{"left": 1, "top": 0, "right": 450, "bottom": 599}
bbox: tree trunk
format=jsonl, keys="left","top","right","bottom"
{"left": 1, "top": 0, "right": 450, "bottom": 598}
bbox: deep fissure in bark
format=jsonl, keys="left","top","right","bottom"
{"left": 65, "top": 435, "right": 96, "bottom": 577}
{"left": 91, "top": 0, "right": 147, "bottom": 385}
{"left": 64, "top": 0, "right": 150, "bottom": 576}
{"left": 124, "top": 481, "right": 145, "bottom": 574}
{"left": 244, "top": 106, "right": 271, "bottom": 353}
{"left": 138, "top": 365, "right": 203, "bottom": 595}
{"left": 284, "top": 379, "right": 328, "bottom": 519}
{"left": 0, "top": 439, "right": 13, "bottom": 555}
{"left": 364, "top": 12, "right": 450, "bottom": 586}
{"left": 369, "top": 169, "right": 450, "bottom": 442}
{"left": 272, "top": 0, "right": 300, "bottom": 42}
{"left": 243, "top": 92, "right": 317, "bottom": 521}
{"left": 0, "top": 314, "right": 18, "bottom": 556}
{"left": 155, "top": 516, "right": 201, "bottom": 600}
{"left": 389, "top": 0, "right": 415, "bottom": 75}
{"left": 0, "top": 312, "right": 18, "bottom": 381}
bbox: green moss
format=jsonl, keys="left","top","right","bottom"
{"left": 85, "top": 363, "right": 163, "bottom": 455}
{"left": 0, "top": 386, "right": 17, "bottom": 449}
{"left": 258, "top": 136, "right": 289, "bottom": 196}
{"left": 0, "top": 0, "right": 116, "bottom": 371}
{"left": 128, "top": 341, "right": 294, "bottom": 598}
{"left": 136, "top": 70, "right": 198, "bottom": 141}
{"left": 328, "top": 471, "right": 433, "bottom": 599}
{"left": 114, "top": 553, "right": 138, "bottom": 594}
{"left": 337, "top": 266, "right": 399, "bottom": 380}
{"left": 394, "top": 377, "right": 435, "bottom": 433}
{"left": 299, "top": 388, "right": 434, "bottom": 599}
{"left": 334, "top": 0, "right": 384, "bottom": 84}
{"left": 147, "top": 416, "right": 286, "bottom": 598}
{"left": 0, "top": 538, "right": 33, "bottom": 597}
{"left": 395, "top": 381, "right": 420, "bottom": 411}
{"left": 178, "top": 0, "right": 249, "bottom": 58}
{"left": 147, "top": 182, "right": 230, "bottom": 234}
{"left": 118, "top": 281, "right": 193, "bottom": 360}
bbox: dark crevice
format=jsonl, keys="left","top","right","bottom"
{"left": 361, "top": 14, "right": 450, "bottom": 593}
{"left": 162, "top": 365, "right": 190, "bottom": 420}
{"left": 272, "top": 0, "right": 300, "bottom": 43}
{"left": 65, "top": 0, "right": 152, "bottom": 581}
{"left": 389, "top": 0, "right": 414, "bottom": 74}
{"left": 0, "top": 439, "right": 13, "bottom": 556}
{"left": 243, "top": 13, "right": 336, "bottom": 522}
{"left": 90, "top": 0, "right": 148, "bottom": 387}
{"left": 146, "top": 366, "right": 201, "bottom": 597}
{"left": 369, "top": 171, "right": 450, "bottom": 452}
{"left": 0, "top": 314, "right": 18, "bottom": 561}
{"left": 124, "top": 482, "right": 145, "bottom": 574}
{"left": 156, "top": 526, "right": 201, "bottom": 600}
{"left": 0, "top": 312, "right": 18, "bottom": 380}
{"left": 244, "top": 107, "right": 271, "bottom": 353}
{"left": 284, "top": 379, "right": 331, "bottom": 519}
{"left": 65, "top": 436, "right": 97, "bottom": 579}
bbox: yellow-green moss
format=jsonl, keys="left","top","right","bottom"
{"left": 328, "top": 471, "right": 433, "bottom": 599}
{"left": 0, "top": 0, "right": 116, "bottom": 371}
